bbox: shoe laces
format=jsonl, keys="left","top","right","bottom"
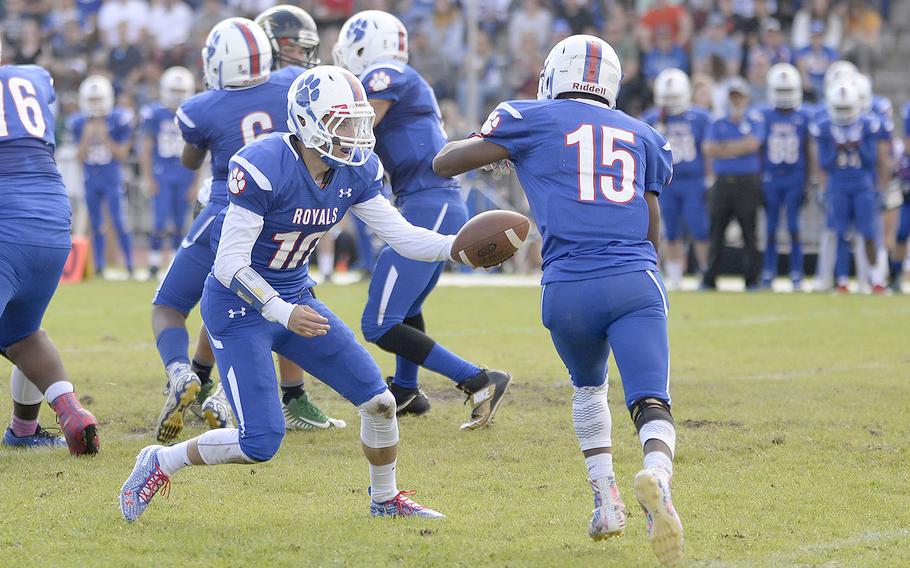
{"left": 140, "top": 463, "right": 171, "bottom": 504}
{"left": 35, "top": 426, "right": 63, "bottom": 440}
{"left": 289, "top": 393, "right": 328, "bottom": 422}
{"left": 387, "top": 490, "right": 422, "bottom": 513}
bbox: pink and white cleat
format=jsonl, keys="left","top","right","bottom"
{"left": 588, "top": 476, "right": 627, "bottom": 540}
{"left": 633, "top": 468, "right": 684, "bottom": 566}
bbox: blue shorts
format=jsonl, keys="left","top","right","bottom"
{"left": 0, "top": 242, "right": 70, "bottom": 350}
{"left": 201, "top": 279, "right": 386, "bottom": 460}
{"left": 361, "top": 190, "right": 467, "bottom": 341}
{"left": 659, "top": 177, "right": 708, "bottom": 241}
{"left": 897, "top": 200, "right": 910, "bottom": 243}
{"left": 830, "top": 189, "right": 877, "bottom": 241}
{"left": 152, "top": 202, "right": 221, "bottom": 314}
{"left": 541, "top": 270, "right": 670, "bottom": 408}
{"left": 152, "top": 176, "right": 192, "bottom": 234}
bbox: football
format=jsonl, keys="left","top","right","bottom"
{"left": 452, "top": 210, "right": 530, "bottom": 268}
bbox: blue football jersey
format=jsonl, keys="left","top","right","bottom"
{"left": 141, "top": 102, "right": 193, "bottom": 184}
{"left": 70, "top": 108, "right": 132, "bottom": 184}
{"left": 903, "top": 102, "right": 910, "bottom": 139}
{"left": 871, "top": 95, "right": 894, "bottom": 141}
{"left": 210, "top": 133, "right": 382, "bottom": 297}
{"left": 758, "top": 105, "right": 812, "bottom": 183}
{"left": 0, "top": 64, "right": 71, "bottom": 248}
{"left": 478, "top": 98, "right": 673, "bottom": 284}
{"left": 810, "top": 114, "right": 880, "bottom": 192}
{"left": 706, "top": 110, "right": 767, "bottom": 176}
{"left": 176, "top": 66, "right": 304, "bottom": 208}
{"left": 641, "top": 106, "right": 709, "bottom": 180}
{"left": 360, "top": 62, "right": 459, "bottom": 198}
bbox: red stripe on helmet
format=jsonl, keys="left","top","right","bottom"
{"left": 234, "top": 21, "right": 261, "bottom": 78}
{"left": 584, "top": 40, "right": 602, "bottom": 83}
{"left": 343, "top": 71, "right": 366, "bottom": 102}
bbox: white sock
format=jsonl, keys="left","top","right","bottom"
{"left": 585, "top": 453, "right": 614, "bottom": 481}
{"left": 44, "top": 381, "right": 74, "bottom": 404}
{"left": 666, "top": 260, "right": 684, "bottom": 286}
{"left": 196, "top": 428, "right": 254, "bottom": 465}
{"left": 318, "top": 252, "right": 333, "bottom": 276}
{"left": 369, "top": 461, "right": 398, "bottom": 503}
{"left": 643, "top": 451, "right": 673, "bottom": 477}
{"left": 149, "top": 250, "right": 162, "bottom": 269}
{"left": 157, "top": 440, "right": 191, "bottom": 476}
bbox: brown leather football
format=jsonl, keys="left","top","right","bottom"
{"left": 452, "top": 210, "right": 530, "bottom": 268}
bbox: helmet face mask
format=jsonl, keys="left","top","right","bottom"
{"left": 767, "top": 63, "right": 802, "bottom": 110}
{"left": 826, "top": 80, "right": 861, "bottom": 126}
{"left": 255, "top": 5, "right": 320, "bottom": 70}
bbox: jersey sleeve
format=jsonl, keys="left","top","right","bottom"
{"left": 140, "top": 106, "right": 157, "bottom": 136}
{"left": 748, "top": 110, "right": 767, "bottom": 143}
{"left": 110, "top": 110, "right": 132, "bottom": 143}
{"left": 362, "top": 65, "right": 407, "bottom": 103}
{"left": 227, "top": 146, "right": 276, "bottom": 217}
{"left": 353, "top": 152, "right": 385, "bottom": 204}
{"left": 69, "top": 116, "right": 84, "bottom": 142}
{"left": 477, "top": 100, "right": 541, "bottom": 161}
{"left": 643, "top": 126, "right": 674, "bottom": 194}
{"left": 175, "top": 95, "right": 208, "bottom": 148}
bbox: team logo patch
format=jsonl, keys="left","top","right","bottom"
{"left": 479, "top": 111, "right": 501, "bottom": 136}
{"left": 228, "top": 307, "right": 247, "bottom": 319}
{"left": 229, "top": 167, "right": 247, "bottom": 195}
{"left": 339, "top": 187, "right": 353, "bottom": 198}
{"left": 368, "top": 71, "right": 391, "bottom": 93}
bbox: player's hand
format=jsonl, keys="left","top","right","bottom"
{"left": 287, "top": 304, "right": 330, "bottom": 338}
{"left": 481, "top": 159, "right": 514, "bottom": 177}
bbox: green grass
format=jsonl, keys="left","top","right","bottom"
{"left": 2, "top": 280, "right": 910, "bottom": 567}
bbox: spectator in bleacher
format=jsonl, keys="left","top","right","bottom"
{"left": 409, "top": 27, "right": 455, "bottom": 101}
{"left": 753, "top": 18, "right": 792, "bottom": 66}
{"left": 191, "top": 0, "right": 231, "bottom": 47}
{"left": 605, "top": 9, "right": 645, "bottom": 112}
{"left": 555, "top": 0, "right": 597, "bottom": 35}
{"left": 693, "top": 12, "right": 742, "bottom": 76}
{"left": 702, "top": 77, "right": 766, "bottom": 290}
{"left": 640, "top": 0, "right": 692, "bottom": 47}
{"left": 420, "top": 0, "right": 465, "bottom": 69}
{"left": 746, "top": 49, "right": 770, "bottom": 106}
{"left": 506, "top": 31, "right": 543, "bottom": 100}
{"left": 1, "top": 0, "right": 31, "bottom": 47}
{"left": 841, "top": 0, "right": 881, "bottom": 74}
{"left": 791, "top": 0, "right": 842, "bottom": 49}
{"left": 147, "top": 0, "right": 194, "bottom": 52}
{"left": 643, "top": 25, "right": 689, "bottom": 82}
{"left": 691, "top": 72, "right": 715, "bottom": 112}
{"left": 108, "top": 20, "right": 144, "bottom": 90}
{"left": 508, "top": 0, "right": 552, "bottom": 59}
{"left": 795, "top": 21, "right": 838, "bottom": 100}
{"left": 98, "top": 0, "right": 149, "bottom": 48}
{"left": 458, "top": 30, "right": 505, "bottom": 121}
{"left": 11, "top": 18, "right": 47, "bottom": 66}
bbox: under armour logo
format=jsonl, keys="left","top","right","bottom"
{"left": 228, "top": 307, "right": 247, "bottom": 318}
{"left": 339, "top": 187, "right": 353, "bottom": 198}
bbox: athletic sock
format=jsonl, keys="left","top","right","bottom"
{"left": 393, "top": 356, "right": 420, "bottom": 390}
{"left": 281, "top": 383, "right": 305, "bottom": 405}
{"left": 422, "top": 344, "right": 481, "bottom": 385}
{"left": 585, "top": 453, "right": 614, "bottom": 481}
{"left": 369, "top": 460, "right": 398, "bottom": 503}
{"left": 157, "top": 440, "right": 192, "bottom": 476}
{"left": 191, "top": 359, "right": 214, "bottom": 385}
{"left": 891, "top": 260, "right": 903, "bottom": 280}
{"left": 156, "top": 328, "right": 190, "bottom": 368}
{"left": 10, "top": 415, "right": 38, "bottom": 438}
{"left": 44, "top": 381, "right": 74, "bottom": 405}
{"left": 643, "top": 451, "right": 673, "bottom": 477}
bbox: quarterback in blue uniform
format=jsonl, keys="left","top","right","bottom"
{"left": 140, "top": 66, "right": 197, "bottom": 278}
{"left": 642, "top": 68, "right": 710, "bottom": 289}
{"left": 758, "top": 63, "right": 813, "bottom": 289}
{"left": 333, "top": 10, "right": 510, "bottom": 427}
{"left": 0, "top": 52, "right": 99, "bottom": 454}
{"left": 121, "top": 65, "right": 462, "bottom": 522}
{"left": 71, "top": 74, "right": 134, "bottom": 276}
{"left": 434, "top": 35, "right": 684, "bottom": 566}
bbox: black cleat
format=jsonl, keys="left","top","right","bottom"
{"left": 456, "top": 369, "right": 511, "bottom": 430}
{"left": 386, "top": 378, "right": 431, "bottom": 416}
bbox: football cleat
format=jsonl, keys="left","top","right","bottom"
{"left": 50, "top": 392, "right": 100, "bottom": 455}
{"left": 456, "top": 369, "right": 511, "bottom": 430}
{"left": 156, "top": 364, "right": 201, "bottom": 443}
{"left": 190, "top": 379, "right": 217, "bottom": 419}
{"left": 120, "top": 445, "right": 170, "bottom": 522}
{"left": 871, "top": 284, "right": 890, "bottom": 296}
{"left": 282, "top": 390, "right": 346, "bottom": 430}
{"left": 633, "top": 469, "right": 684, "bottom": 567}
{"left": 835, "top": 284, "right": 850, "bottom": 295}
{"left": 589, "top": 476, "right": 627, "bottom": 540}
{"left": 370, "top": 490, "right": 445, "bottom": 519}
{"left": 2, "top": 425, "right": 67, "bottom": 449}
{"left": 386, "top": 378, "right": 431, "bottom": 417}
{"left": 201, "top": 383, "right": 233, "bottom": 430}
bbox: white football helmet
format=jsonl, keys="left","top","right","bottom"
{"left": 333, "top": 10, "right": 408, "bottom": 76}
{"left": 202, "top": 18, "right": 272, "bottom": 90}
{"left": 286, "top": 65, "right": 376, "bottom": 168}
{"left": 537, "top": 35, "right": 622, "bottom": 108}
{"left": 79, "top": 75, "right": 114, "bottom": 118}
{"left": 826, "top": 80, "right": 862, "bottom": 126}
{"left": 823, "top": 60, "right": 858, "bottom": 91}
{"left": 851, "top": 73, "right": 873, "bottom": 114}
{"left": 160, "top": 66, "right": 195, "bottom": 110}
{"left": 653, "top": 68, "right": 691, "bottom": 116}
{"left": 767, "top": 63, "right": 802, "bottom": 110}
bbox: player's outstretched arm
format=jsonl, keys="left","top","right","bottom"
{"left": 181, "top": 142, "right": 207, "bottom": 170}
{"left": 350, "top": 195, "right": 458, "bottom": 263}
{"left": 433, "top": 137, "right": 510, "bottom": 178}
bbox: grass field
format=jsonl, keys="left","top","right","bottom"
{"left": 1, "top": 279, "right": 910, "bottom": 567}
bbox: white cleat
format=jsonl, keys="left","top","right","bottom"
{"left": 201, "top": 383, "right": 234, "bottom": 430}
{"left": 156, "top": 363, "right": 201, "bottom": 444}
{"left": 633, "top": 469, "right": 684, "bottom": 566}
{"left": 588, "top": 476, "right": 627, "bottom": 540}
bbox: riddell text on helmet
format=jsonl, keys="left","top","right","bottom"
{"left": 572, "top": 82, "right": 607, "bottom": 96}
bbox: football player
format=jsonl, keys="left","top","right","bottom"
{"left": 891, "top": 102, "right": 910, "bottom": 291}
{"left": 333, "top": 10, "right": 510, "bottom": 428}
{"left": 140, "top": 66, "right": 197, "bottom": 279}
{"left": 810, "top": 80, "right": 888, "bottom": 293}
{"left": 71, "top": 75, "right": 134, "bottom": 277}
{"left": 758, "top": 63, "right": 814, "bottom": 289}
{"left": 642, "top": 68, "right": 710, "bottom": 289}
{"left": 433, "top": 36, "right": 683, "bottom": 566}
{"left": 120, "top": 66, "right": 471, "bottom": 522}
{"left": 0, "top": 39, "right": 100, "bottom": 453}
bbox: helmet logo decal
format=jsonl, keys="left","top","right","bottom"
{"left": 348, "top": 18, "right": 368, "bottom": 42}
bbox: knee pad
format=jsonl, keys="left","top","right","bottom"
{"left": 629, "top": 397, "right": 676, "bottom": 457}
{"left": 572, "top": 384, "right": 611, "bottom": 451}
{"left": 10, "top": 366, "right": 43, "bottom": 405}
{"left": 358, "top": 390, "right": 399, "bottom": 449}
{"left": 237, "top": 424, "right": 285, "bottom": 463}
